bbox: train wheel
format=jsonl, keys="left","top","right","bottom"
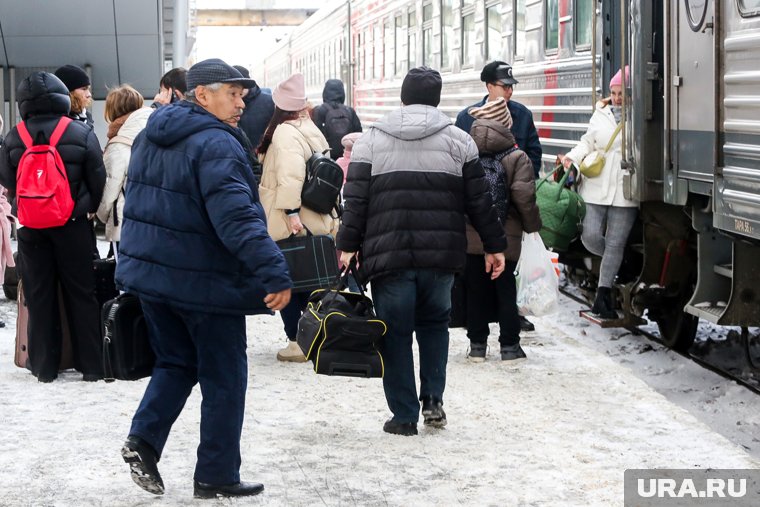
{"left": 655, "top": 302, "right": 698, "bottom": 352}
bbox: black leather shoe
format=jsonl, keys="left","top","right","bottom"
{"left": 383, "top": 418, "right": 418, "bottom": 436}
{"left": 193, "top": 480, "right": 264, "bottom": 498}
{"left": 421, "top": 397, "right": 447, "bottom": 428}
{"left": 82, "top": 373, "right": 103, "bottom": 382}
{"left": 121, "top": 436, "right": 164, "bottom": 495}
{"left": 519, "top": 316, "right": 535, "bottom": 332}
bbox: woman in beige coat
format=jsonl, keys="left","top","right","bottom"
{"left": 96, "top": 85, "right": 152, "bottom": 251}
{"left": 258, "top": 73, "right": 338, "bottom": 362}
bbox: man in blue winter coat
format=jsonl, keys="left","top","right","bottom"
{"left": 455, "top": 61, "right": 543, "bottom": 177}
{"left": 116, "top": 59, "right": 292, "bottom": 499}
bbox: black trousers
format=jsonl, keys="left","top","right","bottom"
{"left": 18, "top": 218, "right": 102, "bottom": 379}
{"left": 464, "top": 254, "right": 520, "bottom": 347}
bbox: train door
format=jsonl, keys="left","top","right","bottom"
{"left": 713, "top": 3, "right": 760, "bottom": 239}
{"left": 668, "top": 0, "right": 716, "bottom": 199}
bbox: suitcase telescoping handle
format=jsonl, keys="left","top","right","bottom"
{"left": 102, "top": 303, "right": 119, "bottom": 383}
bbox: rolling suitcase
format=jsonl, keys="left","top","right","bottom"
{"left": 15, "top": 280, "right": 74, "bottom": 370}
{"left": 102, "top": 293, "right": 155, "bottom": 382}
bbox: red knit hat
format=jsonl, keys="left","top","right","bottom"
{"left": 273, "top": 73, "right": 307, "bottom": 112}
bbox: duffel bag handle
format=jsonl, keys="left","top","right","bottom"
{"left": 537, "top": 165, "right": 570, "bottom": 200}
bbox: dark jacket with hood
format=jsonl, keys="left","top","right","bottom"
{"left": 466, "top": 119, "right": 542, "bottom": 261}
{"left": 238, "top": 83, "right": 274, "bottom": 150}
{"left": 115, "top": 100, "right": 292, "bottom": 315}
{"left": 455, "top": 96, "right": 543, "bottom": 176}
{"left": 312, "top": 79, "right": 362, "bottom": 159}
{"left": 336, "top": 104, "right": 506, "bottom": 282}
{"left": 0, "top": 72, "right": 105, "bottom": 220}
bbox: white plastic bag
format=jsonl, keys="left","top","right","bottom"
{"left": 516, "top": 232, "right": 559, "bottom": 316}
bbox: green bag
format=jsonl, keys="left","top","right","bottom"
{"left": 535, "top": 167, "right": 586, "bottom": 252}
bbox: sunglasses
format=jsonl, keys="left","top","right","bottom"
{"left": 496, "top": 83, "right": 514, "bottom": 90}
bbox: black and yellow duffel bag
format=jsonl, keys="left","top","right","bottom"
{"left": 296, "top": 265, "right": 386, "bottom": 378}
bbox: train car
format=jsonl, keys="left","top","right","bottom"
{"left": 256, "top": 1, "right": 760, "bottom": 359}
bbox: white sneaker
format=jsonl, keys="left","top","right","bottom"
{"left": 276, "top": 340, "right": 307, "bottom": 362}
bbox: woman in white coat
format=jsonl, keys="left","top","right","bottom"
{"left": 96, "top": 85, "right": 153, "bottom": 253}
{"left": 559, "top": 67, "right": 638, "bottom": 318}
{"left": 258, "top": 72, "right": 338, "bottom": 362}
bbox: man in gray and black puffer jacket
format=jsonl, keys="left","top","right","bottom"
{"left": 337, "top": 66, "right": 506, "bottom": 436}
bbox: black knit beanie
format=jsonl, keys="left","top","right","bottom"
{"left": 54, "top": 65, "right": 90, "bottom": 91}
{"left": 400, "top": 66, "right": 442, "bottom": 107}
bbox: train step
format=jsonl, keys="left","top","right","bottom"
{"left": 713, "top": 263, "right": 733, "bottom": 279}
{"left": 579, "top": 310, "right": 646, "bottom": 328}
{"left": 684, "top": 301, "right": 726, "bottom": 324}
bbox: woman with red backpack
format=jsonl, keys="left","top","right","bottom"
{"left": 0, "top": 71, "right": 106, "bottom": 382}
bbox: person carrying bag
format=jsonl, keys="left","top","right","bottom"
{"left": 578, "top": 122, "right": 623, "bottom": 178}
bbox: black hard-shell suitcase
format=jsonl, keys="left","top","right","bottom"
{"left": 102, "top": 293, "right": 155, "bottom": 382}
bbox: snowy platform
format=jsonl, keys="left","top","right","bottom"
{"left": 0, "top": 295, "right": 757, "bottom": 507}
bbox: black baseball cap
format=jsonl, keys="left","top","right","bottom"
{"left": 480, "top": 61, "right": 519, "bottom": 86}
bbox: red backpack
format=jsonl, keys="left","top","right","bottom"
{"left": 15, "top": 117, "right": 75, "bottom": 228}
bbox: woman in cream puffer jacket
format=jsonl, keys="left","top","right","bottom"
{"left": 258, "top": 72, "right": 339, "bottom": 362}
{"left": 258, "top": 114, "right": 338, "bottom": 241}
{"left": 97, "top": 86, "right": 153, "bottom": 245}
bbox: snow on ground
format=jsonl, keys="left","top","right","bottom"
{"left": 0, "top": 288, "right": 758, "bottom": 507}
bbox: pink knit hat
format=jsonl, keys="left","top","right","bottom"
{"left": 273, "top": 73, "right": 307, "bottom": 111}
{"left": 341, "top": 132, "right": 362, "bottom": 151}
{"left": 609, "top": 66, "right": 630, "bottom": 88}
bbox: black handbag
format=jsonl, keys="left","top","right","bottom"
{"left": 276, "top": 230, "right": 339, "bottom": 293}
{"left": 102, "top": 293, "right": 155, "bottom": 382}
{"left": 296, "top": 263, "right": 386, "bottom": 378}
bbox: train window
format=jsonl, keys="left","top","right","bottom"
{"left": 739, "top": 0, "right": 760, "bottom": 16}
{"left": 355, "top": 33, "right": 362, "bottom": 83}
{"left": 408, "top": 12, "right": 418, "bottom": 69}
{"left": 486, "top": 4, "right": 502, "bottom": 61}
{"left": 461, "top": 13, "right": 476, "bottom": 68}
{"left": 395, "top": 15, "right": 404, "bottom": 76}
{"left": 385, "top": 21, "right": 394, "bottom": 78}
{"left": 422, "top": 3, "right": 433, "bottom": 66}
{"left": 374, "top": 24, "right": 383, "bottom": 79}
{"left": 515, "top": 0, "right": 526, "bottom": 58}
{"left": 441, "top": 0, "right": 454, "bottom": 69}
{"left": 545, "top": 0, "right": 559, "bottom": 52}
{"left": 364, "top": 29, "right": 371, "bottom": 80}
{"left": 575, "top": 0, "right": 592, "bottom": 46}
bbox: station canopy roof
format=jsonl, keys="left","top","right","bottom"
{"left": 0, "top": 0, "right": 165, "bottom": 100}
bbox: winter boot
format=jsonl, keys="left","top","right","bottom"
{"left": 383, "top": 418, "right": 418, "bottom": 436}
{"left": 276, "top": 340, "right": 307, "bottom": 362}
{"left": 467, "top": 342, "right": 487, "bottom": 363}
{"left": 591, "top": 287, "right": 618, "bottom": 319}
{"left": 519, "top": 316, "right": 535, "bottom": 332}
{"left": 421, "top": 397, "right": 447, "bottom": 428}
{"left": 500, "top": 343, "right": 527, "bottom": 362}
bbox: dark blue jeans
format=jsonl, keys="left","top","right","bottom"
{"left": 129, "top": 300, "right": 248, "bottom": 485}
{"left": 371, "top": 270, "right": 455, "bottom": 424}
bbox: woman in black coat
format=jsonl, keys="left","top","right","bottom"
{"left": 0, "top": 71, "right": 106, "bottom": 382}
